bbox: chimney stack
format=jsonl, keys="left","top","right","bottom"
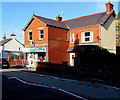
{"left": 106, "top": 1, "right": 114, "bottom": 14}
{"left": 56, "top": 15, "right": 62, "bottom": 22}
{"left": 3, "top": 34, "right": 6, "bottom": 41}
{"left": 10, "top": 33, "right": 16, "bottom": 39}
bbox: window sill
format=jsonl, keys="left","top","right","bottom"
{"left": 81, "top": 41, "right": 94, "bottom": 43}
{"left": 28, "top": 40, "right": 32, "bottom": 42}
{"left": 70, "top": 42, "right": 74, "bottom": 44}
{"left": 65, "top": 40, "right": 69, "bottom": 42}
{"left": 39, "top": 39, "right": 44, "bottom": 41}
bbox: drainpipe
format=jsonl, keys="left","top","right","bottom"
{"left": 99, "top": 25, "right": 102, "bottom": 48}
{"left": 2, "top": 44, "right": 4, "bottom": 58}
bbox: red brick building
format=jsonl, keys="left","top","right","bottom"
{"left": 23, "top": 1, "right": 116, "bottom": 67}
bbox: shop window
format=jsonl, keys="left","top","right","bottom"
{"left": 38, "top": 52, "right": 46, "bottom": 61}
{"left": 81, "top": 31, "right": 93, "bottom": 43}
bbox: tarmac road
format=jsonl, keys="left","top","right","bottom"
{"left": 2, "top": 75, "right": 81, "bottom": 100}
{"left": 1, "top": 68, "right": 120, "bottom": 100}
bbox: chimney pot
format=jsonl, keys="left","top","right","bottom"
{"left": 56, "top": 15, "right": 62, "bottom": 22}
{"left": 10, "top": 33, "right": 16, "bottom": 39}
{"left": 3, "top": 34, "right": 6, "bottom": 41}
{"left": 106, "top": 1, "right": 114, "bottom": 13}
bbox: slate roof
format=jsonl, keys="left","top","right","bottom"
{"left": 0, "top": 38, "right": 24, "bottom": 46}
{"left": 0, "top": 39, "right": 12, "bottom": 46}
{"left": 63, "top": 11, "right": 115, "bottom": 29}
{"left": 34, "top": 15, "right": 69, "bottom": 29}
{"left": 23, "top": 11, "right": 115, "bottom": 31}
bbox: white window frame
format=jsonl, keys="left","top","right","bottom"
{"left": 70, "top": 33, "right": 74, "bottom": 43}
{"left": 38, "top": 27, "right": 44, "bottom": 40}
{"left": 81, "top": 31, "right": 93, "bottom": 43}
{"left": 28, "top": 29, "right": 32, "bottom": 41}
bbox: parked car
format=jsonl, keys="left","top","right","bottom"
{"left": 0, "top": 58, "right": 10, "bottom": 69}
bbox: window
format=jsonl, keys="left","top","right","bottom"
{"left": 38, "top": 27, "right": 44, "bottom": 40}
{"left": 70, "top": 33, "right": 74, "bottom": 43}
{"left": 66, "top": 32, "right": 68, "bottom": 41}
{"left": 81, "top": 31, "right": 93, "bottom": 43}
{"left": 28, "top": 31, "right": 32, "bottom": 40}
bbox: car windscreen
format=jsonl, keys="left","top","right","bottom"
{"left": 0, "top": 59, "right": 8, "bottom": 63}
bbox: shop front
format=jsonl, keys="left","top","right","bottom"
{"left": 23, "top": 47, "right": 46, "bottom": 67}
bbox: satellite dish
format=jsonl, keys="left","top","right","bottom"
{"left": 97, "top": 36, "right": 101, "bottom": 40}
{"left": 61, "top": 12, "right": 64, "bottom": 15}
{"left": 30, "top": 40, "right": 35, "bottom": 45}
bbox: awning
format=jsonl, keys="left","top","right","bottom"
{"left": 67, "top": 45, "right": 100, "bottom": 53}
{"left": 67, "top": 47, "right": 76, "bottom": 53}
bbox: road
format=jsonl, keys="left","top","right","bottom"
{"left": 2, "top": 75, "right": 81, "bottom": 100}
{"left": 1, "top": 68, "right": 120, "bottom": 100}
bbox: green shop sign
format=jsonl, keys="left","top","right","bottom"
{"left": 24, "top": 47, "right": 46, "bottom": 52}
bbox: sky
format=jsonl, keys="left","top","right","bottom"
{"left": 1, "top": 1, "right": 120, "bottom": 43}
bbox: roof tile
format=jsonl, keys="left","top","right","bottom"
{"left": 0, "top": 39, "right": 12, "bottom": 46}
{"left": 63, "top": 11, "right": 114, "bottom": 29}
{"left": 34, "top": 15, "right": 69, "bottom": 29}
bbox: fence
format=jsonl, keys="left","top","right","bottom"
{"left": 9, "top": 60, "right": 24, "bottom": 67}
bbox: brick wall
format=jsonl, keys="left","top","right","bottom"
{"left": 68, "top": 25, "right": 100, "bottom": 47}
{"left": 24, "top": 18, "right": 48, "bottom": 46}
{"left": 48, "top": 26, "right": 69, "bottom": 64}
{"left": 36, "top": 61, "right": 68, "bottom": 72}
{"left": 24, "top": 17, "right": 100, "bottom": 66}
{"left": 24, "top": 18, "right": 70, "bottom": 64}
{"left": 9, "top": 60, "right": 24, "bottom": 67}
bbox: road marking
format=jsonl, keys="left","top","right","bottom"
{"left": 8, "top": 76, "right": 88, "bottom": 100}
{"left": 21, "top": 71, "right": 120, "bottom": 91}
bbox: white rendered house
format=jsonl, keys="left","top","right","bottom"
{"left": 0, "top": 33, "right": 24, "bottom": 59}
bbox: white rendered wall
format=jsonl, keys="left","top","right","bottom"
{"left": 4, "top": 39, "right": 24, "bottom": 52}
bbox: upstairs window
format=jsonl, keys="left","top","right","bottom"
{"left": 38, "top": 27, "right": 44, "bottom": 40}
{"left": 66, "top": 32, "right": 68, "bottom": 41}
{"left": 81, "top": 31, "right": 93, "bottom": 43}
{"left": 70, "top": 33, "right": 74, "bottom": 43}
{"left": 28, "top": 31, "right": 32, "bottom": 41}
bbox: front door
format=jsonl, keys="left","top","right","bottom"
{"left": 70, "top": 53, "right": 75, "bottom": 66}
{"left": 27, "top": 53, "right": 35, "bottom": 65}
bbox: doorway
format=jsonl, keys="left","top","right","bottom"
{"left": 70, "top": 53, "right": 75, "bottom": 66}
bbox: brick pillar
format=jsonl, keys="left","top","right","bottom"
{"left": 8, "top": 56, "right": 11, "bottom": 61}
{"left": 19, "top": 56, "right": 23, "bottom": 60}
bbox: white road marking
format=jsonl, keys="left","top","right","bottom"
{"left": 22, "top": 71, "right": 120, "bottom": 91}
{"left": 8, "top": 76, "right": 88, "bottom": 100}
{"left": 19, "top": 71, "right": 120, "bottom": 91}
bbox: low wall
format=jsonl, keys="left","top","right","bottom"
{"left": 9, "top": 60, "right": 24, "bottom": 67}
{"left": 36, "top": 62, "right": 68, "bottom": 72}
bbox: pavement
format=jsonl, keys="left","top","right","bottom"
{"left": 1, "top": 68, "right": 120, "bottom": 99}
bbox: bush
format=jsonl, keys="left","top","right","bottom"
{"left": 75, "top": 45, "right": 120, "bottom": 65}
{"left": 74, "top": 45, "right": 120, "bottom": 83}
